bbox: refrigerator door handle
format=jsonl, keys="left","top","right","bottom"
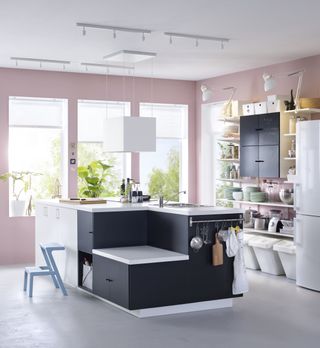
{"left": 294, "top": 217, "right": 302, "bottom": 246}
{"left": 294, "top": 183, "right": 301, "bottom": 212}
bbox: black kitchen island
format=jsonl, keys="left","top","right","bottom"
{"left": 36, "top": 201, "right": 243, "bottom": 317}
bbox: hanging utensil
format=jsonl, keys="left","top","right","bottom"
{"left": 190, "top": 224, "right": 203, "bottom": 252}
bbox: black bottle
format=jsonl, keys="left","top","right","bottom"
{"left": 120, "top": 179, "right": 125, "bottom": 196}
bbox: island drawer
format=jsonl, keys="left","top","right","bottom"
{"left": 93, "top": 255, "right": 129, "bottom": 308}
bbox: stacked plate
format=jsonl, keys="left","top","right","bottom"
{"left": 224, "top": 187, "right": 242, "bottom": 200}
{"left": 243, "top": 186, "right": 260, "bottom": 201}
{"left": 250, "top": 191, "right": 268, "bottom": 202}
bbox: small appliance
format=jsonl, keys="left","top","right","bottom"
{"left": 268, "top": 217, "right": 280, "bottom": 233}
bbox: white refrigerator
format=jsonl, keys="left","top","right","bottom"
{"left": 295, "top": 120, "right": 320, "bottom": 291}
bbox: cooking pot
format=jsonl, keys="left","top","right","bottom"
{"left": 254, "top": 217, "right": 268, "bottom": 230}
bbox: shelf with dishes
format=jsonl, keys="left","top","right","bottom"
{"left": 284, "top": 108, "right": 320, "bottom": 115}
{"left": 218, "top": 198, "right": 293, "bottom": 209}
{"left": 244, "top": 228, "right": 294, "bottom": 239}
{"left": 216, "top": 178, "right": 257, "bottom": 183}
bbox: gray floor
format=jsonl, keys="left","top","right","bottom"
{"left": 0, "top": 266, "right": 319, "bottom": 348}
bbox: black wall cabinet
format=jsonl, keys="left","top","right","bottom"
{"left": 240, "top": 112, "right": 280, "bottom": 178}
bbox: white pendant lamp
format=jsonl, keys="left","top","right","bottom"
{"left": 104, "top": 117, "right": 156, "bottom": 152}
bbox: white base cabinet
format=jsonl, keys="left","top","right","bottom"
{"left": 35, "top": 202, "right": 78, "bottom": 287}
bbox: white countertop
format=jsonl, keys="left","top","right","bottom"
{"left": 36, "top": 199, "right": 243, "bottom": 216}
{"left": 93, "top": 245, "right": 189, "bottom": 265}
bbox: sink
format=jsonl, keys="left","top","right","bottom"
{"left": 149, "top": 202, "right": 214, "bottom": 208}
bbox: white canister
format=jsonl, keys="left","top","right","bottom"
{"left": 289, "top": 116, "right": 296, "bottom": 134}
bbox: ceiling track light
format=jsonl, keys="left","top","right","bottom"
{"left": 164, "top": 32, "right": 229, "bottom": 47}
{"left": 76, "top": 22, "right": 152, "bottom": 39}
{"left": 11, "top": 57, "right": 71, "bottom": 68}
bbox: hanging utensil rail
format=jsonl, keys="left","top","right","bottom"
{"left": 189, "top": 217, "right": 243, "bottom": 227}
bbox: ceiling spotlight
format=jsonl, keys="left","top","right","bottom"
{"left": 169, "top": 35, "right": 173, "bottom": 44}
{"left": 221, "top": 41, "right": 224, "bottom": 50}
{"left": 113, "top": 30, "right": 117, "bottom": 39}
{"left": 142, "top": 32, "right": 145, "bottom": 41}
{"left": 200, "top": 85, "right": 213, "bottom": 102}
{"left": 82, "top": 26, "right": 86, "bottom": 36}
{"left": 195, "top": 39, "right": 199, "bottom": 47}
{"left": 263, "top": 73, "right": 276, "bottom": 92}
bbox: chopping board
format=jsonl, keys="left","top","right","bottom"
{"left": 59, "top": 198, "right": 107, "bottom": 205}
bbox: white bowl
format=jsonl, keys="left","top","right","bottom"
{"left": 232, "top": 192, "right": 243, "bottom": 201}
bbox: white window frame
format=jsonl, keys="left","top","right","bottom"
{"left": 139, "top": 102, "right": 188, "bottom": 202}
{"left": 77, "top": 99, "right": 131, "bottom": 180}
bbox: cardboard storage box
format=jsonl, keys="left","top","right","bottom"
{"left": 242, "top": 103, "right": 255, "bottom": 115}
{"left": 267, "top": 100, "right": 282, "bottom": 113}
{"left": 254, "top": 102, "right": 267, "bottom": 114}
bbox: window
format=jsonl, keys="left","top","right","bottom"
{"left": 77, "top": 100, "right": 131, "bottom": 197}
{"left": 8, "top": 97, "right": 67, "bottom": 216}
{"left": 139, "top": 103, "right": 188, "bottom": 201}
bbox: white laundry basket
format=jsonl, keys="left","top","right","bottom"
{"left": 243, "top": 234, "right": 260, "bottom": 270}
{"left": 248, "top": 237, "right": 285, "bottom": 275}
{"left": 273, "top": 240, "right": 296, "bottom": 280}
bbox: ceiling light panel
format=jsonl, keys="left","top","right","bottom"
{"left": 103, "top": 50, "right": 157, "bottom": 64}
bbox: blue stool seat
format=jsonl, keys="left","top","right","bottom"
{"left": 24, "top": 243, "right": 68, "bottom": 297}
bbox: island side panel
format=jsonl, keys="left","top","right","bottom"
{"left": 127, "top": 212, "right": 242, "bottom": 310}
{"left": 93, "top": 211, "right": 148, "bottom": 248}
{"left": 147, "top": 211, "right": 189, "bottom": 254}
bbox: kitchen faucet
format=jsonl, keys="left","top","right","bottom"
{"left": 159, "top": 190, "right": 187, "bottom": 207}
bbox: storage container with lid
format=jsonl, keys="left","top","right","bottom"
{"left": 273, "top": 240, "right": 296, "bottom": 280}
{"left": 248, "top": 236, "right": 284, "bottom": 275}
{"left": 243, "top": 234, "right": 260, "bottom": 270}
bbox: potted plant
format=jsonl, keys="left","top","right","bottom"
{"left": 0, "top": 171, "right": 41, "bottom": 216}
{"left": 78, "top": 160, "right": 112, "bottom": 198}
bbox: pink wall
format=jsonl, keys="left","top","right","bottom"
{"left": 196, "top": 55, "right": 320, "bottom": 201}
{"left": 0, "top": 68, "right": 196, "bottom": 265}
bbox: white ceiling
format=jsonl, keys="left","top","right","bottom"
{"left": 1, "top": 0, "right": 320, "bottom": 80}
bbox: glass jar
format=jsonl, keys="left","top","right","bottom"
{"left": 289, "top": 115, "right": 296, "bottom": 134}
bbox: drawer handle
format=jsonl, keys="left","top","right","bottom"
{"left": 88, "top": 231, "right": 93, "bottom": 234}
{"left": 255, "top": 160, "right": 265, "bottom": 163}
{"left": 255, "top": 128, "right": 263, "bottom": 131}
{"left": 105, "top": 278, "right": 113, "bottom": 282}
